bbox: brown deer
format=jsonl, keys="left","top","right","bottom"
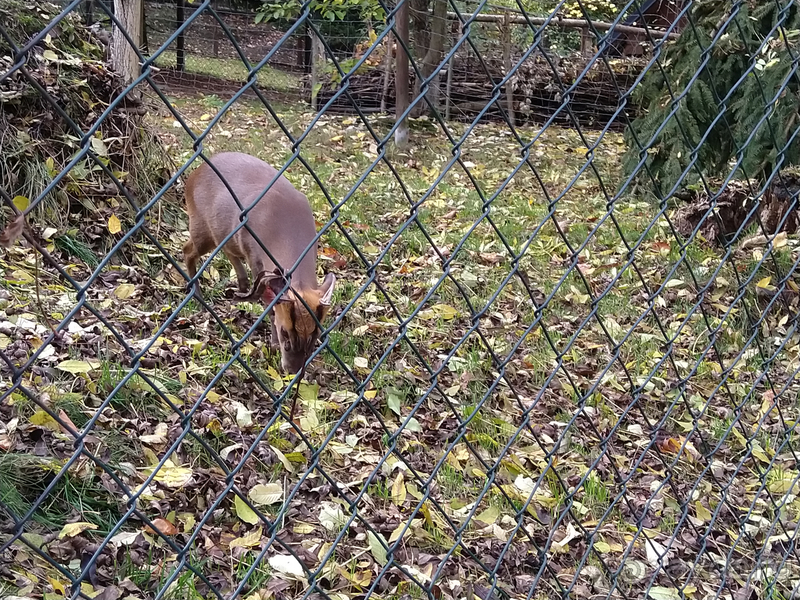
{"left": 182, "top": 152, "right": 336, "bottom": 374}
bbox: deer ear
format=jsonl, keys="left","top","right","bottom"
{"left": 261, "top": 267, "right": 293, "bottom": 305}
{"left": 236, "top": 268, "right": 291, "bottom": 304}
{"left": 318, "top": 273, "right": 336, "bottom": 306}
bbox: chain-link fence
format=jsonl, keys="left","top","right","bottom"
{"left": 3, "top": 0, "right": 800, "bottom": 599}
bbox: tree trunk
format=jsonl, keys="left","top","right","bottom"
{"left": 395, "top": 0, "right": 410, "bottom": 148}
{"left": 412, "top": 0, "right": 446, "bottom": 117}
{"left": 111, "top": 0, "right": 142, "bottom": 84}
{"left": 139, "top": 0, "right": 148, "bottom": 55}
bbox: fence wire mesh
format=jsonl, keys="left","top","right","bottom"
{"left": 2, "top": 0, "right": 800, "bottom": 600}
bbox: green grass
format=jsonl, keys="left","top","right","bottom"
{"left": 152, "top": 50, "right": 301, "bottom": 93}
{"left": 0, "top": 453, "right": 122, "bottom": 533}
{"left": 3, "top": 91, "right": 797, "bottom": 599}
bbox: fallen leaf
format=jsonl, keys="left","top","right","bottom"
{"left": 12, "top": 195, "right": 29, "bottom": 211}
{"left": 229, "top": 526, "right": 263, "bottom": 550}
{"left": 144, "top": 517, "right": 178, "bottom": 536}
{"left": 235, "top": 494, "right": 260, "bottom": 525}
{"left": 249, "top": 483, "right": 283, "bottom": 506}
{"left": 551, "top": 522, "right": 581, "bottom": 553}
{"left": 109, "top": 531, "right": 140, "bottom": 546}
{"left": 59, "top": 522, "right": 98, "bottom": 539}
{"left": 368, "top": 531, "right": 388, "bottom": 566}
{"left": 139, "top": 422, "right": 168, "bottom": 445}
{"left": 56, "top": 359, "right": 101, "bottom": 374}
{"left": 391, "top": 472, "right": 406, "bottom": 505}
{"left": 694, "top": 501, "right": 712, "bottom": 523}
{"left": 268, "top": 554, "right": 305, "bottom": 580}
{"left": 648, "top": 587, "right": 680, "bottom": 600}
{"left": 108, "top": 214, "right": 122, "bottom": 234}
{"left": 319, "top": 501, "right": 346, "bottom": 532}
{"left": 146, "top": 462, "right": 193, "bottom": 488}
{"left": 0, "top": 213, "right": 26, "bottom": 247}
{"left": 29, "top": 410, "right": 60, "bottom": 432}
{"left": 270, "top": 445, "right": 294, "bottom": 472}
{"left": 657, "top": 437, "right": 681, "bottom": 454}
{"left": 405, "top": 417, "right": 422, "bottom": 433}
{"left": 114, "top": 283, "right": 135, "bottom": 299}
{"left": 645, "top": 538, "right": 669, "bottom": 568}
{"left": 232, "top": 401, "right": 253, "bottom": 429}
{"left": 476, "top": 505, "right": 500, "bottom": 525}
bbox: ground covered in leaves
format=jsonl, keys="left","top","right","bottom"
{"left": 2, "top": 91, "right": 800, "bottom": 600}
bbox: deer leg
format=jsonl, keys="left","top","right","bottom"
{"left": 183, "top": 239, "right": 203, "bottom": 300}
{"left": 227, "top": 255, "right": 250, "bottom": 293}
{"left": 269, "top": 307, "right": 280, "bottom": 349}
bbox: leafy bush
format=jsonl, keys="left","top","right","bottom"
{"left": 621, "top": 1, "right": 800, "bottom": 196}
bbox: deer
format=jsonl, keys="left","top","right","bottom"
{"left": 182, "top": 152, "right": 336, "bottom": 379}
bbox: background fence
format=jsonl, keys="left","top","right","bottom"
{"left": 3, "top": 0, "right": 800, "bottom": 600}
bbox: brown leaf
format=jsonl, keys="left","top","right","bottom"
{"left": 657, "top": 437, "right": 682, "bottom": 454}
{"left": 144, "top": 517, "right": 178, "bottom": 536}
{"left": 0, "top": 213, "right": 26, "bottom": 247}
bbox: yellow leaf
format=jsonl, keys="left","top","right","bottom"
{"left": 179, "top": 512, "right": 196, "bottom": 533}
{"left": 430, "top": 303, "right": 459, "bottom": 320}
{"left": 389, "top": 519, "right": 411, "bottom": 543}
{"left": 475, "top": 505, "right": 500, "bottom": 525}
{"left": 10, "top": 270, "right": 35, "bottom": 284}
{"left": 235, "top": 494, "right": 259, "bottom": 525}
{"left": 229, "top": 526, "right": 263, "bottom": 549}
{"left": 293, "top": 523, "right": 315, "bottom": 534}
{"left": 59, "top": 522, "right": 98, "bottom": 539}
{"left": 270, "top": 445, "right": 294, "bottom": 473}
{"left": 49, "top": 577, "right": 67, "bottom": 595}
{"left": 56, "top": 359, "right": 101, "bottom": 374}
{"left": 593, "top": 541, "right": 611, "bottom": 553}
{"left": 144, "top": 461, "right": 194, "bottom": 488}
{"left": 694, "top": 501, "right": 712, "bottom": 523}
{"left": 12, "top": 195, "right": 29, "bottom": 211}
{"left": 108, "top": 214, "right": 121, "bottom": 235}
{"left": 756, "top": 276, "right": 772, "bottom": 288}
{"left": 391, "top": 472, "right": 406, "bottom": 505}
{"left": 30, "top": 410, "right": 61, "bottom": 432}
{"left": 114, "top": 283, "right": 135, "bottom": 299}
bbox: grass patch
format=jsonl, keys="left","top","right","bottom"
{"left": 152, "top": 50, "right": 301, "bottom": 93}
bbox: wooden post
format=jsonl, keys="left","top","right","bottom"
{"left": 303, "top": 22, "right": 312, "bottom": 72}
{"left": 83, "top": 0, "right": 94, "bottom": 25}
{"left": 580, "top": 26, "right": 592, "bottom": 56}
{"left": 212, "top": 0, "right": 220, "bottom": 58}
{"left": 310, "top": 29, "right": 323, "bottom": 110}
{"left": 394, "top": 0, "right": 410, "bottom": 148}
{"left": 444, "top": 59, "right": 453, "bottom": 121}
{"left": 380, "top": 31, "right": 394, "bottom": 114}
{"left": 501, "top": 10, "right": 514, "bottom": 127}
{"left": 176, "top": 0, "right": 186, "bottom": 72}
{"left": 445, "top": 20, "right": 458, "bottom": 121}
